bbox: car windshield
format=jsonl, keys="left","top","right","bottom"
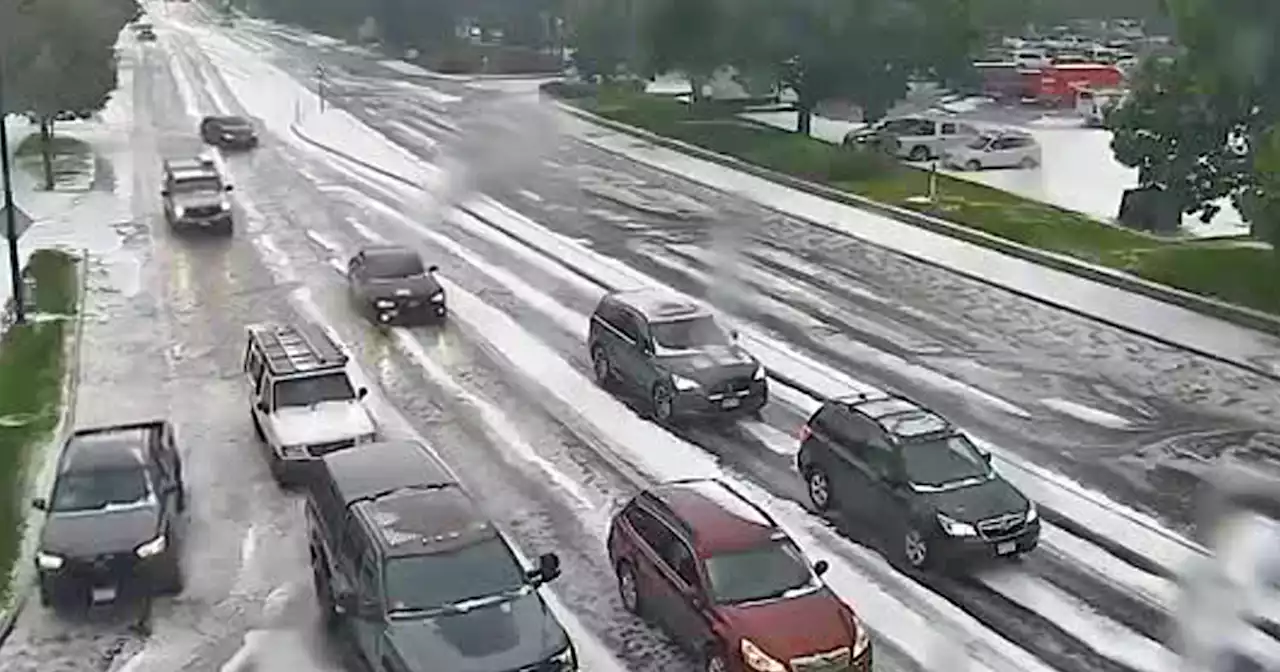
{"left": 383, "top": 537, "right": 527, "bottom": 613}
{"left": 966, "top": 136, "right": 994, "bottom": 150}
{"left": 172, "top": 177, "right": 221, "bottom": 194}
{"left": 651, "top": 316, "right": 729, "bottom": 350}
{"left": 900, "top": 435, "right": 991, "bottom": 487}
{"left": 366, "top": 253, "right": 424, "bottom": 279}
{"left": 50, "top": 468, "right": 152, "bottom": 513}
{"left": 273, "top": 371, "right": 355, "bottom": 408}
{"left": 221, "top": 118, "right": 251, "bottom": 129}
{"left": 705, "top": 540, "right": 815, "bottom": 605}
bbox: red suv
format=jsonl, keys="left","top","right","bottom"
{"left": 607, "top": 478, "right": 872, "bottom": 672}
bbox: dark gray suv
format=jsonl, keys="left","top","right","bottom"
{"left": 588, "top": 288, "right": 767, "bottom": 423}
{"left": 306, "top": 440, "right": 577, "bottom": 671}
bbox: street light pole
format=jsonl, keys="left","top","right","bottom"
{"left": 0, "top": 50, "right": 25, "bottom": 325}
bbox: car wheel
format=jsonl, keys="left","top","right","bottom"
{"left": 313, "top": 564, "right": 339, "bottom": 630}
{"left": 176, "top": 486, "right": 186, "bottom": 512}
{"left": 903, "top": 527, "right": 930, "bottom": 570}
{"left": 908, "top": 145, "right": 931, "bottom": 162}
{"left": 251, "top": 412, "right": 264, "bottom": 441}
{"left": 590, "top": 345, "right": 612, "bottom": 387}
{"left": 965, "top": 160, "right": 982, "bottom": 171}
{"left": 616, "top": 561, "right": 644, "bottom": 616}
{"left": 650, "top": 383, "right": 674, "bottom": 423}
{"left": 704, "top": 651, "right": 730, "bottom": 672}
{"left": 805, "top": 466, "right": 835, "bottom": 512}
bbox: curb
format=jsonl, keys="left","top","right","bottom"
{"left": 0, "top": 250, "right": 88, "bottom": 648}
{"left": 546, "top": 94, "right": 1280, "bottom": 380}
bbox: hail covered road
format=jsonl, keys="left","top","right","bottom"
{"left": 3, "top": 3, "right": 1279, "bottom": 672}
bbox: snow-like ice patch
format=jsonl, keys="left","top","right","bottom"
{"left": 1040, "top": 397, "right": 1132, "bottom": 429}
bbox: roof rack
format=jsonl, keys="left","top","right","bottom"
{"left": 250, "top": 323, "right": 347, "bottom": 376}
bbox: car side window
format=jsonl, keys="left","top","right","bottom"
{"left": 357, "top": 550, "right": 379, "bottom": 601}
{"left": 595, "top": 300, "right": 621, "bottom": 330}
{"left": 625, "top": 505, "right": 678, "bottom": 559}
{"left": 617, "top": 312, "right": 642, "bottom": 344}
{"left": 341, "top": 512, "right": 365, "bottom": 566}
{"left": 941, "top": 122, "right": 957, "bottom": 134}
{"left": 349, "top": 254, "right": 364, "bottom": 276}
{"left": 827, "top": 407, "right": 872, "bottom": 450}
{"left": 669, "top": 541, "right": 701, "bottom": 589}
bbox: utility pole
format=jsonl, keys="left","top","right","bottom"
{"left": 316, "top": 64, "right": 327, "bottom": 113}
{"left": 0, "top": 42, "right": 26, "bottom": 323}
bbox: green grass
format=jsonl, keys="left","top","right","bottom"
{"left": 560, "top": 86, "right": 1280, "bottom": 316}
{"left": 0, "top": 250, "right": 78, "bottom": 608}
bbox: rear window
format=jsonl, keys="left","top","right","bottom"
{"left": 366, "top": 252, "right": 425, "bottom": 279}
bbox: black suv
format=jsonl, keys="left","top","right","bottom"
{"left": 796, "top": 393, "right": 1039, "bottom": 571}
{"left": 199, "top": 115, "right": 258, "bottom": 149}
{"left": 306, "top": 440, "right": 577, "bottom": 671}
{"left": 33, "top": 420, "right": 186, "bottom": 609}
{"left": 346, "top": 246, "right": 445, "bottom": 325}
{"left": 588, "top": 288, "right": 767, "bottom": 423}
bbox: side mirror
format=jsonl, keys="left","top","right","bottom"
{"left": 980, "top": 450, "right": 992, "bottom": 464}
{"left": 256, "top": 400, "right": 269, "bottom": 413}
{"left": 813, "top": 560, "right": 829, "bottom": 576}
{"left": 224, "top": 185, "right": 234, "bottom": 192}
{"left": 427, "top": 265, "right": 439, "bottom": 274}
{"left": 534, "top": 552, "right": 561, "bottom": 584}
{"left": 357, "top": 387, "right": 368, "bottom": 400}
{"left": 32, "top": 498, "right": 47, "bottom": 511}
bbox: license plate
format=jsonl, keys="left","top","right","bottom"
{"left": 91, "top": 585, "right": 118, "bottom": 603}
{"left": 996, "top": 541, "right": 1017, "bottom": 555}
{"left": 721, "top": 398, "right": 741, "bottom": 409}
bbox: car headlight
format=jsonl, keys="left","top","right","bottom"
{"left": 36, "top": 551, "right": 64, "bottom": 570}
{"left": 851, "top": 613, "right": 871, "bottom": 657}
{"left": 135, "top": 534, "right": 167, "bottom": 558}
{"left": 429, "top": 291, "right": 445, "bottom": 303}
{"left": 548, "top": 643, "right": 576, "bottom": 669}
{"left": 281, "top": 444, "right": 308, "bottom": 458}
{"left": 220, "top": 200, "right": 231, "bottom": 211}
{"left": 741, "top": 638, "right": 785, "bottom": 672}
{"left": 1025, "top": 502, "right": 1038, "bottom": 522}
{"left": 753, "top": 365, "right": 766, "bottom": 380}
{"left": 937, "top": 513, "right": 977, "bottom": 537}
{"left": 174, "top": 206, "right": 186, "bottom": 217}
{"left": 375, "top": 299, "right": 396, "bottom": 309}
{"left": 671, "top": 374, "right": 700, "bottom": 391}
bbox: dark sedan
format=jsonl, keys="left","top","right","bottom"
{"left": 346, "top": 246, "right": 445, "bottom": 325}
{"left": 200, "top": 115, "right": 258, "bottom": 149}
{"left": 33, "top": 421, "right": 186, "bottom": 610}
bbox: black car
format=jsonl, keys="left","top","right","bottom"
{"left": 346, "top": 246, "right": 445, "bottom": 325}
{"left": 307, "top": 440, "right": 577, "bottom": 671}
{"left": 200, "top": 115, "right": 258, "bottom": 149}
{"left": 588, "top": 288, "right": 767, "bottom": 423}
{"left": 796, "top": 393, "right": 1039, "bottom": 572}
{"left": 33, "top": 420, "right": 186, "bottom": 609}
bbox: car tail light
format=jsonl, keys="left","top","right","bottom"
{"left": 797, "top": 424, "right": 812, "bottom": 442}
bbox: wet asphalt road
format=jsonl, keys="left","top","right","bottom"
{"left": 3, "top": 5, "right": 1280, "bottom": 672}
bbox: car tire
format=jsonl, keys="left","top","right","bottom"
{"left": 176, "top": 485, "right": 186, "bottom": 513}
{"left": 902, "top": 526, "right": 930, "bottom": 571}
{"left": 590, "top": 345, "right": 612, "bottom": 387}
{"left": 908, "top": 145, "right": 931, "bottom": 162}
{"left": 650, "top": 382, "right": 674, "bottom": 423}
{"left": 219, "top": 218, "right": 233, "bottom": 236}
{"left": 804, "top": 465, "right": 836, "bottom": 512}
{"left": 965, "top": 160, "right": 982, "bottom": 171}
{"left": 704, "top": 650, "right": 730, "bottom": 672}
{"left": 615, "top": 561, "right": 644, "bottom": 616}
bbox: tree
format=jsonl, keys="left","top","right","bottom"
{"left": 564, "top": 0, "right": 631, "bottom": 81}
{"left": 3, "top": 0, "right": 134, "bottom": 189}
{"left": 1106, "top": 0, "right": 1279, "bottom": 235}
{"left": 639, "top": 0, "right": 728, "bottom": 101}
{"left": 1251, "top": 125, "right": 1280, "bottom": 250}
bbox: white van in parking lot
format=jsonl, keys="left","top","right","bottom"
{"left": 844, "top": 115, "right": 980, "bottom": 162}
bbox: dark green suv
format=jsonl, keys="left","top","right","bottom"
{"left": 797, "top": 393, "right": 1039, "bottom": 572}
{"left": 306, "top": 440, "right": 577, "bottom": 670}
{"left": 588, "top": 288, "right": 768, "bottom": 423}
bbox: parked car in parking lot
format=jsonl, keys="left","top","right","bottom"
{"left": 33, "top": 420, "right": 186, "bottom": 610}
{"left": 608, "top": 478, "right": 873, "bottom": 672}
{"left": 588, "top": 288, "right": 768, "bottom": 423}
{"left": 943, "top": 129, "right": 1041, "bottom": 170}
{"left": 843, "top": 115, "right": 980, "bottom": 162}
{"left": 797, "top": 393, "right": 1040, "bottom": 572}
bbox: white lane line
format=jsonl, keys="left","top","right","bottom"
{"left": 1040, "top": 525, "right": 1176, "bottom": 610}
{"left": 518, "top": 189, "right": 543, "bottom": 202}
{"left": 1040, "top": 397, "right": 1132, "bottom": 429}
{"left": 741, "top": 419, "right": 801, "bottom": 456}
{"left": 977, "top": 569, "right": 1177, "bottom": 672}
{"left": 305, "top": 229, "right": 341, "bottom": 253}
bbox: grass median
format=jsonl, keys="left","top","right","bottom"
{"left": 0, "top": 249, "right": 78, "bottom": 610}
{"left": 556, "top": 85, "right": 1280, "bottom": 317}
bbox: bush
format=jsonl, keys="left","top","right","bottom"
{"left": 425, "top": 42, "right": 563, "bottom": 74}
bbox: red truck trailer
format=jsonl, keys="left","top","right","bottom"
{"left": 1029, "top": 64, "right": 1124, "bottom": 106}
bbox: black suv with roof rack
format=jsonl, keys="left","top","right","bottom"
{"left": 588, "top": 288, "right": 767, "bottom": 423}
{"left": 307, "top": 440, "right": 576, "bottom": 671}
{"left": 796, "top": 393, "right": 1039, "bottom": 572}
